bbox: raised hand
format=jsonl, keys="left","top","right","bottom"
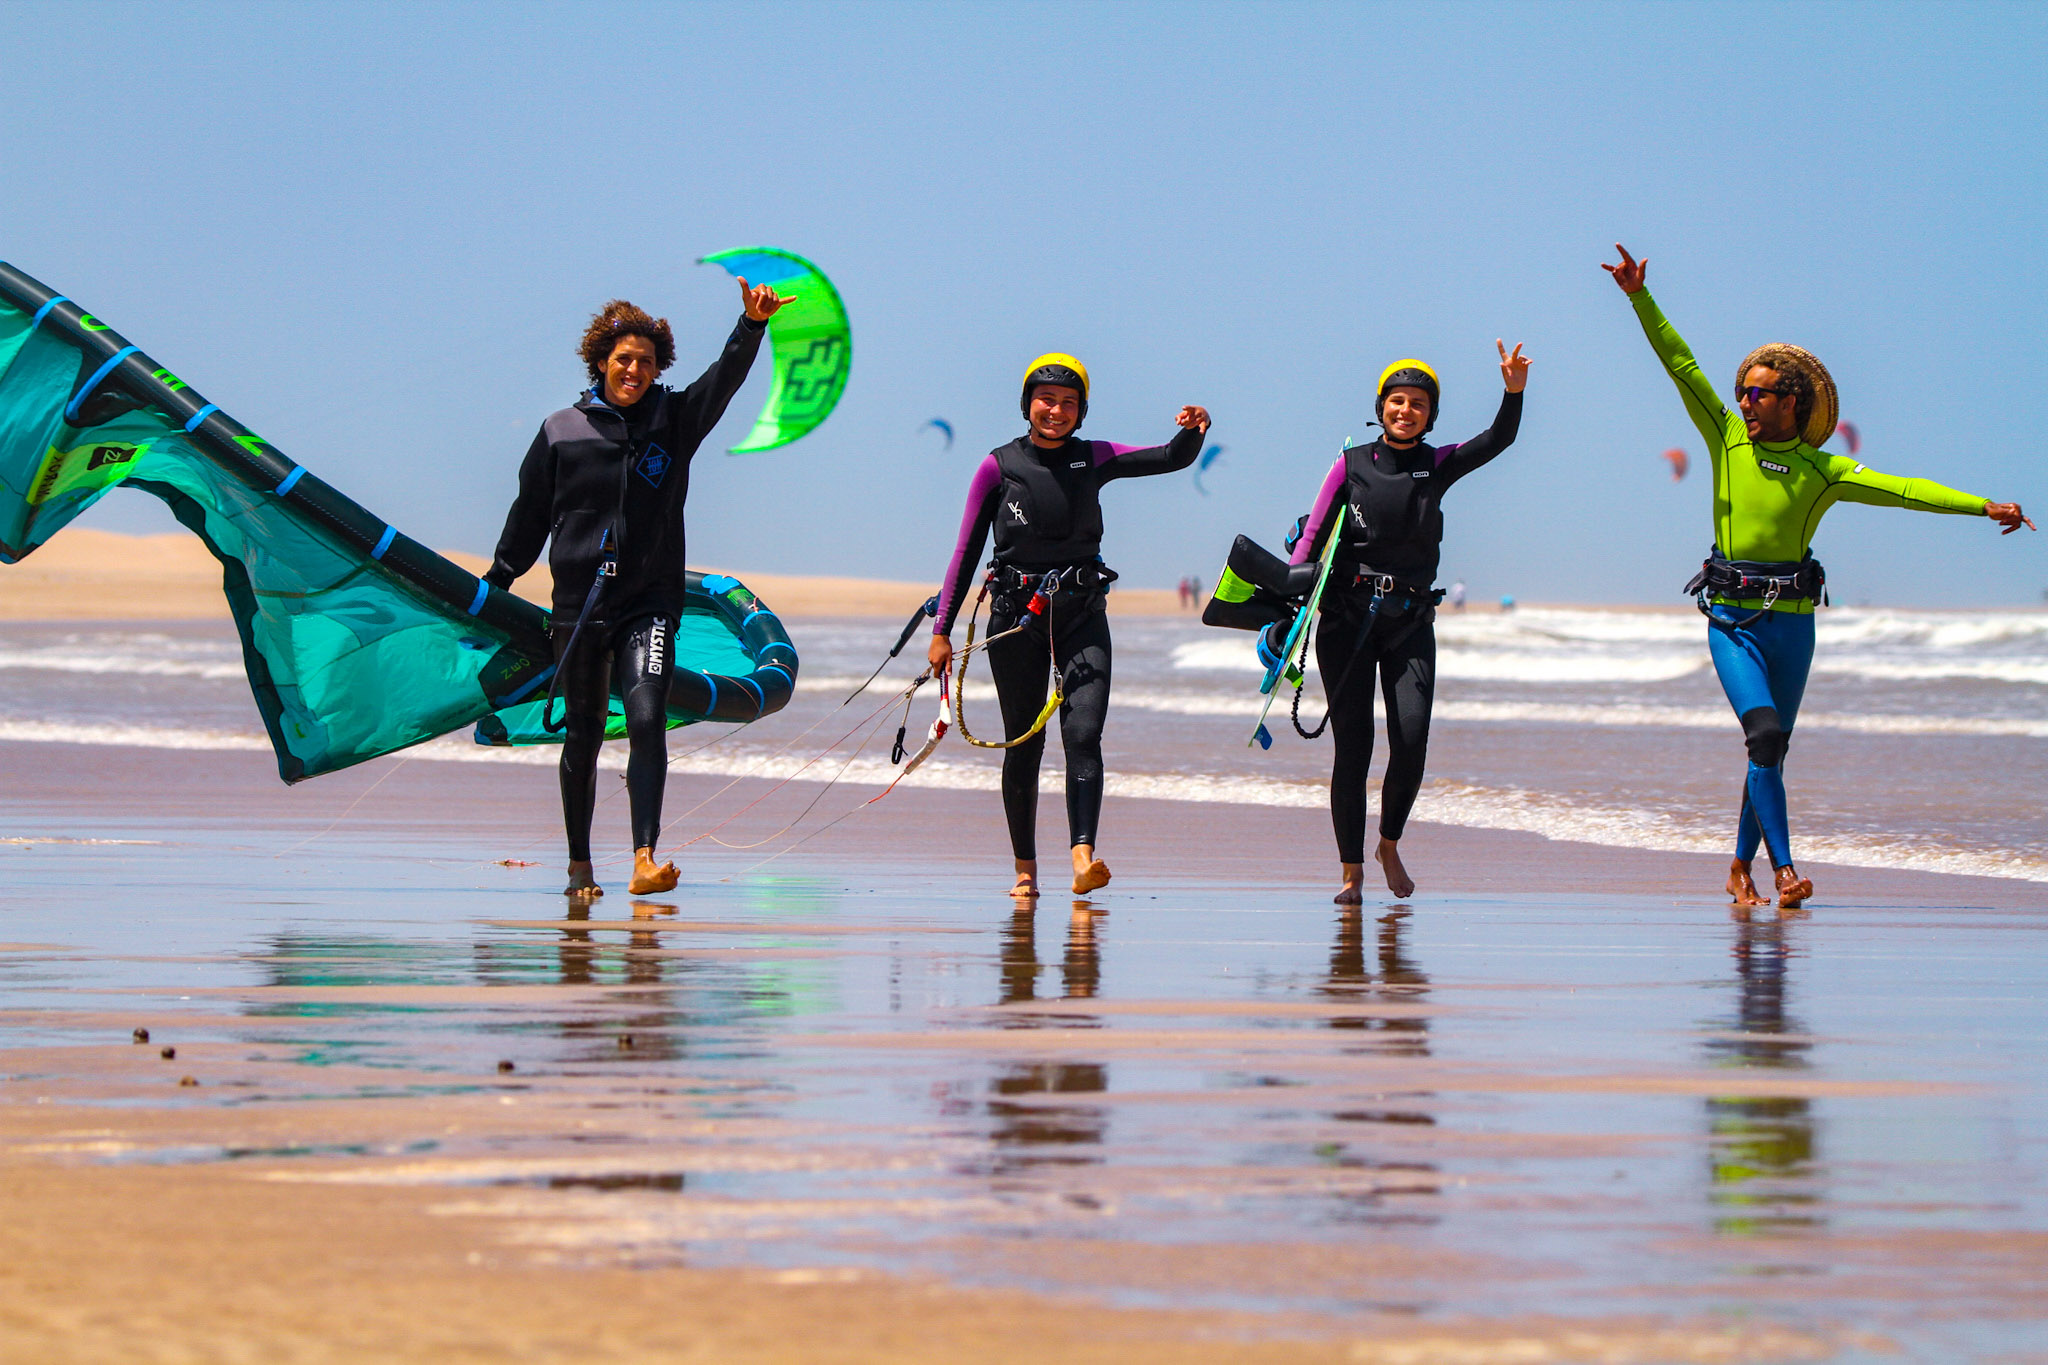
{"left": 1602, "top": 243, "right": 1647, "bottom": 295}
{"left": 738, "top": 276, "right": 793, "bottom": 322}
{"left": 1497, "top": 340, "right": 1530, "bottom": 393}
{"left": 1176, "top": 405, "right": 1211, "bottom": 432}
{"left": 1987, "top": 502, "right": 2037, "bottom": 534}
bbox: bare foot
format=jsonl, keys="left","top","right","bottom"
{"left": 1726, "top": 858, "right": 1768, "bottom": 907}
{"left": 1335, "top": 862, "right": 1365, "bottom": 905}
{"left": 1375, "top": 839, "right": 1414, "bottom": 898}
{"left": 628, "top": 847, "right": 679, "bottom": 896}
{"left": 1011, "top": 859, "right": 1040, "bottom": 900}
{"left": 1775, "top": 863, "right": 1814, "bottom": 910}
{"left": 564, "top": 860, "right": 603, "bottom": 899}
{"left": 1071, "top": 844, "right": 1111, "bottom": 896}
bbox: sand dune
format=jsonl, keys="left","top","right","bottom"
{"left": 0, "top": 529, "right": 1182, "bottom": 620}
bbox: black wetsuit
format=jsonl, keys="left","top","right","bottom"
{"left": 935, "top": 427, "right": 1203, "bottom": 859}
{"left": 1292, "top": 391, "right": 1521, "bottom": 861}
{"left": 486, "top": 315, "right": 766, "bottom": 861}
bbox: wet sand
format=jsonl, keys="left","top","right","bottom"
{"left": 3, "top": 741, "right": 2046, "bottom": 1361}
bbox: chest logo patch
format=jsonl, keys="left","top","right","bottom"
{"left": 636, "top": 443, "right": 671, "bottom": 488}
{"left": 1758, "top": 458, "right": 1790, "bottom": 475}
{"left": 1068, "top": 461, "right": 1088, "bottom": 469}
{"left": 1007, "top": 500, "right": 1029, "bottom": 525}
{"left": 1410, "top": 470, "right": 1430, "bottom": 479}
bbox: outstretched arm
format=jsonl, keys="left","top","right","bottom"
{"left": 666, "top": 278, "right": 788, "bottom": 444}
{"left": 1830, "top": 457, "right": 2033, "bottom": 531}
{"left": 668, "top": 314, "right": 768, "bottom": 447}
{"left": 1604, "top": 243, "right": 1733, "bottom": 455}
{"left": 485, "top": 426, "right": 554, "bottom": 590}
{"left": 1094, "top": 407, "right": 1210, "bottom": 482}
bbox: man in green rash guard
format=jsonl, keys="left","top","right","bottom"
{"left": 1604, "top": 243, "right": 2034, "bottom": 909}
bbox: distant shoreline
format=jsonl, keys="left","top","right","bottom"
{"left": 0, "top": 530, "right": 2032, "bottom": 620}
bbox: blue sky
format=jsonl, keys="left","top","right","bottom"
{"left": 3, "top": 0, "right": 2042, "bottom": 604}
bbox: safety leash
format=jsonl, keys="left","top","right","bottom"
{"left": 1291, "top": 576, "right": 1387, "bottom": 740}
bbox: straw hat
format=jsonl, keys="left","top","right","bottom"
{"left": 1736, "top": 343, "right": 1838, "bottom": 448}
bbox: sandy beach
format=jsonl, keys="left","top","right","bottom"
{"left": 0, "top": 538, "right": 2042, "bottom": 1363}
{"left": 3, "top": 736, "right": 2045, "bottom": 1362}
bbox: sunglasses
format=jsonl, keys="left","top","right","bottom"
{"left": 1738, "top": 385, "right": 1793, "bottom": 404}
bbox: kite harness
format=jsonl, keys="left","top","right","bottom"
{"left": 1685, "top": 550, "right": 1826, "bottom": 630}
{"left": 1286, "top": 570, "right": 1444, "bottom": 740}
{"left": 950, "top": 562, "right": 1114, "bottom": 749}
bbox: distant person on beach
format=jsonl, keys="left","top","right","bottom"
{"left": 928, "top": 354, "right": 1210, "bottom": 899}
{"left": 1604, "top": 243, "right": 2033, "bottom": 909}
{"left": 1289, "top": 346, "right": 1530, "bottom": 902}
{"left": 1449, "top": 580, "right": 1467, "bottom": 611}
{"left": 486, "top": 282, "right": 790, "bottom": 899}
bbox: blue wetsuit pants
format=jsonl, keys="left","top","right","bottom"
{"left": 1705, "top": 605, "right": 1815, "bottom": 869}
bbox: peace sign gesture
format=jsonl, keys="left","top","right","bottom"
{"left": 1497, "top": 340, "right": 1530, "bottom": 393}
{"left": 1602, "top": 243, "right": 1647, "bottom": 295}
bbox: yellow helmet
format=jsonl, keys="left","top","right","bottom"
{"left": 1021, "top": 352, "right": 1090, "bottom": 425}
{"left": 1375, "top": 358, "right": 1440, "bottom": 434}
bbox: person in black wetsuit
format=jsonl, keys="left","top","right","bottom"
{"left": 1287, "top": 344, "right": 1530, "bottom": 903}
{"left": 487, "top": 282, "right": 789, "bottom": 899}
{"left": 926, "top": 353, "right": 1210, "bottom": 899}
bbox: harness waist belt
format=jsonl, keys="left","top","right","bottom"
{"left": 1684, "top": 552, "right": 1826, "bottom": 603}
{"left": 1340, "top": 567, "right": 1444, "bottom": 606}
{"left": 990, "top": 560, "right": 1120, "bottom": 595}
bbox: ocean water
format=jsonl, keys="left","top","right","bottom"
{"left": 1, "top": 604, "right": 2043, "bottom": 882}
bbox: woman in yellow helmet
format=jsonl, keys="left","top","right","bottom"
{"left": 927, "top": 354, "right": 1210, "bottom": 899}
{"left": 1288, "top": 343, "right": 1530, "bottom": 902}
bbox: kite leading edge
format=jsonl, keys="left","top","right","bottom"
{"left": 0, "top": 262, "right": 798, "bottom": 782}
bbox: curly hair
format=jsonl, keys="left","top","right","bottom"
{"left": 1738, "top": 348, "right": 1816, "bottom": 431}
{"left": 579, "top": 300, "right": 675, "bottom": 383}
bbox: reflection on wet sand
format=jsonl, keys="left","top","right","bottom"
{"left": 1705, "top": 909, "right": 1821, "bottom": 1237}
{"left": 1319, "top": 908, "right": 1438, "bottom": 1226}
{"left": 985, "top": 906, "right": 1108, "bottom": 1169}
{"left": 551, "top": 906, "right": 686, "bottom": 1063}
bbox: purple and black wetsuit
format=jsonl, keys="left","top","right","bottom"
{"left": 936, "top": 427, "right": 1203, "bottom": 860}
{"left": 1291, "top": 390, "right": 1521, "bottom": 862}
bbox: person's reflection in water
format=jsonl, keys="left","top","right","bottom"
{"left": 985, "top": 905, "right": 1108, "bottom": 1172}
{"left": 546, "top": 901, "right": 687, "bottom": 1063}
{"left": 1324, "top": 908, "right": 1432, "bottom": 1060}
{"left": 1705, "top": 907, "right": 1822, "bottom": 1236}
{"left": 1319, "top": 909, "right": 1438, "bottom": 1227}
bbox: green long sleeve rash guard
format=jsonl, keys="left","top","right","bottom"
{"left": 1630, "top": 288, "right": 1988, "bottom": 614}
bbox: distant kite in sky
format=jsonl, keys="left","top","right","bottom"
{"left": 1830, "top": 420, "right": 1860, "bottom": 456}
{"left": 1664, "top": 447, "right": 1688, "bottom": 482}
{"left": 923, "top": 418, "right": 954, "bottom": 449}
{"left": 697, "top": 246, "right": 850, "bottom": 453}
{"left": 1193, "top": 442, "right": 1224, "bottom": 494}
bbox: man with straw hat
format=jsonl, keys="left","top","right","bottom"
{"left": 1603, "top": 243, "right": 2034, "bottom": 910}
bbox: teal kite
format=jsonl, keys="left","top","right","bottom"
{"left": 698, "top": 246, "right": 850, "bottom": 452}
{"left": 0, "top": 262, "right": 797, "bottom": 781}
